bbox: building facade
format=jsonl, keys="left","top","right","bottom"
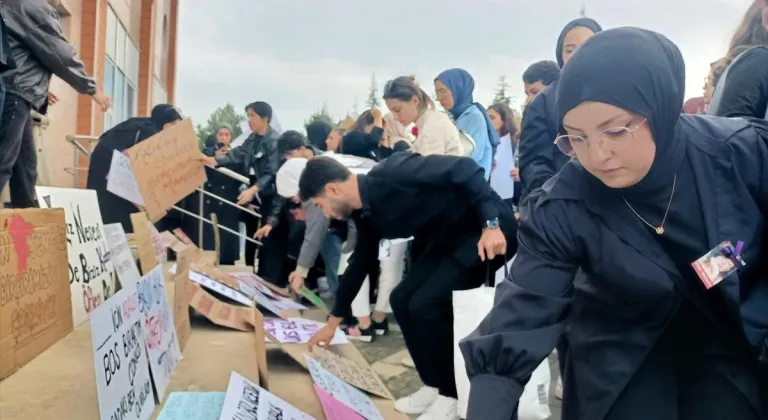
{"left": 45, "top": 0, "right": 178, "bottom": 188}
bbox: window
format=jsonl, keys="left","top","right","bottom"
{"left": 103, "top": 6, "right": 140, "bottom": 131}
{"left": 115, "top": 25, "right": 126, "bottom": 71}
{"left": 106, "top": 8, "right": 117, "bottom": 59}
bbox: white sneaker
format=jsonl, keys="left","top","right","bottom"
{"left": 555, "top": 376, "right": 563, "bottom": 400}
{"left": 394, "top": 386, "right": 438, "bottom": 415}
{"left": 401, "top": 356, "right": 415, "bottom": 368}
{"left": 417, "top": 396, "right": 460, "bottom": 420}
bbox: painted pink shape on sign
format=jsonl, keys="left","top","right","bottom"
{"left": 6, "top": 215, "right": 34, "bottom": 274}
{"left": 313, "top": 385, "right": 365, "bottom": 420}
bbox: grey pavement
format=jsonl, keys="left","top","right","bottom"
{"left": 352, "top": 321, "right": 562, "bottom": 420}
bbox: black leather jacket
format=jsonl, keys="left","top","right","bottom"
{"left": 1, "top": 0, "right": 96, "bottom": 109}
{"left": 215, "top": 128, "right": 281, "bottom": 223}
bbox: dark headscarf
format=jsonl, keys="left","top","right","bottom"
{"left": 150, "top": 104, "right": 183, "bottom": 129}
{"left": 436, "top": 68, "right": 500, "bottom": 152}
{"left": 305, "top": 120, "right": 333, "bottom": 151}
{"left": 556, "top": 27, "right": 686, "bottom": 197}
{"left": 555, "top": 18, "right": 603, "bottom": 67}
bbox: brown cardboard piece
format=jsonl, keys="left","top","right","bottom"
{"left": 186, "top": 283, "right": 253, "bottom": 332}
{"left": 252, "top": 307, "right": 270, "bottom": 389}
{"left": 312, "top": 347, "right": 394, "bottom": 400}
{"left": 172, "top": 228, "right": 194, "bottom": 246}
{"left": 0, "top": 208, "right": 74, "bottom": 379}
{"left": 125, "top": 119, "right": 207, "bottom": 222}
{"left": 172, "top": 249, "right": 194, "bottom": 351}
{"left": 189, "top": 262, "right": 241, "bottom": 290}
{"left": 131, "top": 212, "right": 158, "bottom": 274}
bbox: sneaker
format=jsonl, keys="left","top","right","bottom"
{"left": 394, "top": 386, "right": 438, "bottom": 415}
{"left": 417, "top": 395, "right": 459, "bottom": 420}
{"left": 373, "top": 318, "right": 389, "bottom": 336}
{"left": 555, "top": 376, "right": 563, "bottom": 400}
{"left": 343, "top": 324, "right": 376, "bottom": 342}
{"left": 401, "top": 356, "right": 415, "bottom": 368}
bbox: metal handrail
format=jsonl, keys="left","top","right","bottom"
{"left": 66, "top": 134, "right": 100, "bottom": 187}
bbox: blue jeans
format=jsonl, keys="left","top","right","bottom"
{"left": 0, "top": 92, "right": 36, "bottom": 208}
{"left": 319, "top": 233, "right": 342, "bottom": 294}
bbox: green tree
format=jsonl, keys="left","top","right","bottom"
{"left": 492, "top": 76, "right": 513, "bottom": 107}
{"left": 365, "top": 74, "right": 381, "bottom": 109}
{"left": 305, "top": 102, "right": 335, "bottom": 127}
{"left": 195, "top": 103, "right": 246, "bottom": 148}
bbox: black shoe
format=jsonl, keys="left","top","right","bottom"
{"left": 373, "top": 318, "right": 389, "bottom": 336}
{"left": 343, "top": 324, "right": 376, "bottom": 342}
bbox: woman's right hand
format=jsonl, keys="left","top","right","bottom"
{"left": 511, "top": 167, "right": 520, "bottom": 181}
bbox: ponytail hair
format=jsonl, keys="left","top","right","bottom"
{"left": 383, "top": 76, "right": 434, "bottom": 112}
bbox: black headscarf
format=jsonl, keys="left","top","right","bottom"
{"left": 305, "top": 120, "right": 333, "bottom": 151}
{"left": 555, "top": 18, "right": 604, "bottom": 67}
{"left": 556, "top": 27, "right": 687, "bottom": 197}
{"left": 151, "top": 104, "right": 183, "bottom": 129}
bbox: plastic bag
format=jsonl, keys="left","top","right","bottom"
{"left": 453, "top": 267, "right": 551, "bottom": 420}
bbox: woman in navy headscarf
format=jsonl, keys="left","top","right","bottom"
{"left": 435, "top": 68, "right": 498, "bottom": 179}
{"left": 461, "top": 27, "right": 768, "bottom": 420}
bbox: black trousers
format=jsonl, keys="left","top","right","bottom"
{"left": 390, "top": 233, "right": 504, "bottom": 398}
{"left": 248, "top": 207, "right": 291, "bottom": 288}
{"left": 0, "top": 93, "right": 37, "bottom": 208}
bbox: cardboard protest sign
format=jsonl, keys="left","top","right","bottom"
{"left": 0, "top": 209, "right": 73, "bottom": 379}
{"left": 172, "top": 228, "right": 195, "bottom": 246}
{"left": 107, "top": 149, "right": 145, "bottom": 206}
{"left": 251, "top": 307, "right": 270, "bottom": 390}
{"left": 305, "top": 356, "right": 383, "bottom": 420}
{"left": 186, "top": 283, "right": 253, "bottom": 332}
{"left": 125, "top": 119, "right": 207, "bottom": 222}
{"left": 218, "top": 371, "right": 315, "bottom": 420}
{"left": 312, "top": 348, "right": 393, "bottom": 399}
{"left": 230, "top": 271, "right": 292, "bottom": 298}
{"left": 188, "top": 269, "right": 254, "bottom": 307}
{"left": 36, "top": 187, "right": 117, "bottom": 326}
{"left": 104, "top": 223, "right": 142, "bottom": 286}
{"left": 263, "top": 318, "right": 347, "bottom": 346}
{"left": 172, "top": 248, "right": 194, "bottom": 351}
{"left": 138, "top": 266, "right": 182, "bottom": 402}
{"left": 89, "top": 280, "right": 155, "bottom": 420}
{"left": 131, "top": 212, "right": 159, "bottom": 274}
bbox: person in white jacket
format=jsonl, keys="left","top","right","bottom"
{"left": 383, "top": 76, "right": 463, "bottom": 157}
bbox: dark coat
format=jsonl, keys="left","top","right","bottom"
{"left": 516, "top": 81, "right": 569, "bottom": 201}
{"left": 460, "top": 116, "right": 768, "bottom": 420}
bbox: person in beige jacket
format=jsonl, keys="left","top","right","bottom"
{"left": 383, "top": 76, "right": 463, "bottom": 157}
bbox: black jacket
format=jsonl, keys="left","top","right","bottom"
{"left": 331, "top": 152, "right": 518, "bottom": 316}
{"left": 517, "top": 81, "right": 569, "bottom": 201}
{"left": 460, "top": 116, "right": 768, "bottom": 420}
{"left": 0, "top": 13, "right": 14, "bottom": 72}
{"left": 215, "top": 128, "right": 281, "bottom": 223}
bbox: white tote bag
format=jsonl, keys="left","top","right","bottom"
{"left": 453, "top": 260, "right": 551, "bottom": 420}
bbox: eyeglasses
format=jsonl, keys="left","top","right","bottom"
{"left": 554, "top": 118, "right": 647, "bottom": 156}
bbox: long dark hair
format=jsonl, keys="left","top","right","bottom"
{"left": 353, "top": 110, "right": 374, "bottom": 132}
{"left": 727, "top": 0, "right": 768, "bottom": 61}
{"left": 382, "top": 76, "right": 434, "bottom": 112}
{"left": 488, "top": 103, "right": 519, "bottom": 146}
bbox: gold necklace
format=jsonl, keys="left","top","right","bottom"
{"left": 622, "top": 174, "right": 677, "bottom": 235}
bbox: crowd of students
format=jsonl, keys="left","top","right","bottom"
{"left": 2, "top": 1, "right": 768, "bottom": 419}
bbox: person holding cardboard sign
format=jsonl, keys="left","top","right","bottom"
{"left": 198, "top": 101, "right": 283, "bottom": 277}
{"left": 297, "top": 153, "right": 518, "bottom": 418}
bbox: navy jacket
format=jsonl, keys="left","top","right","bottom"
{"left": 460, "top": 116, "right": 768, "bottom": 420}
{"left": 517, "top": 81, "right": 569, "bottom": 201}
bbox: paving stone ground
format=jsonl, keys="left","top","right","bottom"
{"left": 353, "top": 322, "right": 563, "bottom": 420}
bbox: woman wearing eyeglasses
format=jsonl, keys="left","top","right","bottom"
{"left": 460, "top": 28, "right": 768, "bottom": 420}
{"left": 383, "top": 76, "right": 463, "bottom": 157}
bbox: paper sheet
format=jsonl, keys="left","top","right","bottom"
{"left": 218, "top": 371, "right": 315, "bottom": 420}
{"left": 263, "top": 318, "right": 348, "bottom": 345}
{"left": 157, "top": 392, "right": 226, "bottom": 420}
{"left": 313, "top": 386, "right": 365, "bottom": 420}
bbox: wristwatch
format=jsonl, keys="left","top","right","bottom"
{"left": 485, "top": 217, "right": 500, "bottom": 229}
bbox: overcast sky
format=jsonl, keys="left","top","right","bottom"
{"left": 176, "top": 0, "right": 751, "bottom": 131}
